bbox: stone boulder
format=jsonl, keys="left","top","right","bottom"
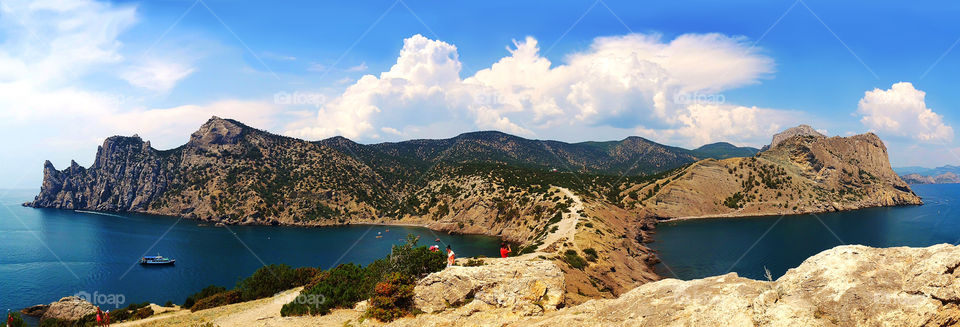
{"left": 514, "top": 244, "right": 960, "bottom": 326}
{"left": 40, "top": 296, "right": 97, "bottom": 322}
{"left": 414, "top": 258, "right": 564, "bottom": 315}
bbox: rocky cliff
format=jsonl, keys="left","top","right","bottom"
{"left": 620, "top": 128, "right": 922, "bottom": 219}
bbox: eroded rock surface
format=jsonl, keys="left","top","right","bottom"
{"left": 413, "top": 258, "right": 564, "bottom": 315}
{"left": 512, "top": 244, "right": 960, "bottom": 326}
{"left": 40, "top": 296, "right": 97, "bottom": 322}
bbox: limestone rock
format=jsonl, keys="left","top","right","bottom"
{"left": 761, "top": 124, "right": 824, "bottom": 151}
{"left": 413, "top": 258, "right": 564, "bottom": 315}
{"left": 510, "top": 244, "right": 960, "bottom": 326}
{"left": 40, "top": 296, "right": 97, "bottom": 322}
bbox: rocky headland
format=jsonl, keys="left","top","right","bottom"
{"left": 621, "top": 125, "right": 921, "bottom": 220}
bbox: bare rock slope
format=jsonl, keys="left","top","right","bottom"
{"left": 629, "top": 129, "right": 922, "bottom": 219}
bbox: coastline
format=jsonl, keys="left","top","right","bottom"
{"left": 656, "top": 202, "right": 926, "bottom": 223}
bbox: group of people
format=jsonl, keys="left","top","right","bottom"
{"left": 429, "top": 244, "right": 458, "bottom": 266}
{"left": 95, "top": 307, "right": 111, "bottom": 326}
{"left": 429, "top": 241, "right": 512, "bottom": 267}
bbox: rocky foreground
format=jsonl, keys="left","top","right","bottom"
{"left": 109, "top": 244, "right": 960, "bottom": 327}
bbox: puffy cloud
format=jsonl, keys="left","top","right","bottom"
{"left": 643, "top": 103, "right": 795, "bottom": 146}
{"left": 286, "top": 33, "right": 783, "bottom": 146}
{"left": 857, "top": 82, "right": 953, "bottom": 143}
{"left": 0, "top": 0, "right": 137, "bottom": 125}
{"left": 122, "top": 60, "right": 195, "bottom": 92}
{"left": 0, "top": 0, "right": 272, "bottom": 150}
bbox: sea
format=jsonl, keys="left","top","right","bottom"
{"left": 0, "top": 189, "right": 500, "bottom": 313}
{"left": 4, "top": 184, "right": 956, "bottom": 314}
{"left": 651, "top": 184, "right": 960, "bottom": 281}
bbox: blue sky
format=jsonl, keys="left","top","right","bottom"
{"left": 1, "top": 0, "right": 959, "bottom": 188}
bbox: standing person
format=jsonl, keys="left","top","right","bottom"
{"left": 446, "top": 245, "right": 455, "bottom": 267}
{"left": 499, "top": 242, "right": 512, "bottom": 258}
{"left": 105, "top": 310, "right": 110, "bottom": 326}
{"left": 95, "top": 307, "right": 102, "bottom": 327}
{"left": 8, "top": 310, "right": 13, "bottom": 327}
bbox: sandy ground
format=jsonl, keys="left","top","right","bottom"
{"left": 114, "top": 288, "right": 363, "bottom": 327}
{"left": 537, "top": 187, "right": 584, "bottom": 252}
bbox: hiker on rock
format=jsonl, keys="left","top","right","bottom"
{"left": 500, "top": 242, "right": 512, "bottom": 258}
{"left": 446, "top": 245, "right": 456, "bottom": 267}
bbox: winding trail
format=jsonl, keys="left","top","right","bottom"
{"left": 114, "top": 288, "right": 360, "bottom": 327}
{"left": 536, "top": 187, "right": 584, "bottom": 252}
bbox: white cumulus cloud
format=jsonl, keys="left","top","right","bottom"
{"left": 122, "top": 60, "right": 195, "bottom": 92}
{"left": 857, "top": 82, "right": 953, "bottom": 143}
{"left": 285, "top": 33, "right": 786, "bottom": 147}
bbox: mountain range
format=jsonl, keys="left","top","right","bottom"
{"left": 23, "top": 117, "right": 922, "bottom": 304}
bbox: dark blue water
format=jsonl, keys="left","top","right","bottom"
{"left": 651, "top": 184, "right": 960, "bottom": 281}
{"left": 0, "top": 189, "right": 500, "bottom": 312}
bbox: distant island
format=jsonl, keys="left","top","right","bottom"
{"left": 25, "top": 117, "right": 921, "bottom": 305}
{"left": 896, "top": 165, "right": 960, "bottom": 184}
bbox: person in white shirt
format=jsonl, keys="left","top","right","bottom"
{"left": 446, "top": 245, "right": 455, "bottom": 267}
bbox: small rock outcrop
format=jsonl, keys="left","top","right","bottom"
{"left": 513, "top": 244, "right": 960, "bottom": 326}
{"left": 39, "top": 296, "right": 97, "bottom": 322}
{"left": 20, "top": 304, "right": 49, "bottom": 317}
{"left": 761, "top": 124, "right": 824, "bottom": 151}
{"left": 413, "top": 258, "right": 564, "bottom": 315}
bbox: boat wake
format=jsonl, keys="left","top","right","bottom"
{"left": 75, "top": 210, "right": 128, "bottom": 219}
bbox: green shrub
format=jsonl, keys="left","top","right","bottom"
{"left": 563, "top": 249, "right": 588, "bottom": 270}
{"left": 110, "top": 309, "right": 132, "bottom": 322}
{"left": 282, "top": 234, "right": 446, "bottom": 317}
{"left": 384, "top": 234, "right": 445, "bottom": 279}
{"left": 133, "top": 306, "right": 154, "bottom": 320}
{"left": 282, "top": 263, "right": 370, "bottom": 316}
{"left": 164, "top": 300, "right": 174, "bottom": 307}
{"left": 582, "top": 248, "right": 598, "bottom": 262}
{"left": 192, "top": 290, "right": 241, "bottom": 312}
{"left": 124, "top": 302, "right": 151, "bottom": 312}
{"left": 518, "top": 240, "right": 542, "bottom": 255}
{"left": 463, "top": 258, "right": 485, "bottom": 267}
{"left": 293, "top": 266, "right": 322, "bottom": 286}
{"left": 236, "top": 264, "right": 300, "bottom": 302}
{"left": 366, "top": 273, "right": 415, "bottom": 322}
{"left": 184, "top": 285, "right": 227, "bottom": 309}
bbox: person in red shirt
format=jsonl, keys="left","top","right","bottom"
{"left": 499, "top": 242, "right": 512, "bottom": 258}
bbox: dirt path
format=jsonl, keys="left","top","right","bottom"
{"left": 537, "top": 187, "right": 584, "bottom": 252}
{"left": 114, "top": 288, "right": 361, "bottom": 327}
